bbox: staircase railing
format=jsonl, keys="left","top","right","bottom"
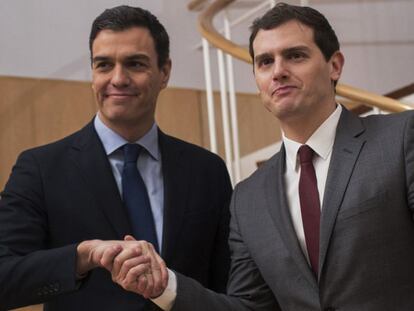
{"left": 189, "top": 0, "right": 413, "bottom": 182}
{"left": 194, "top": 0, "right": 412, "bottom": 112}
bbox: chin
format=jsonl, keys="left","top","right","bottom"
{"left": 270, "top": 103, "right": 301, "bottom": 120}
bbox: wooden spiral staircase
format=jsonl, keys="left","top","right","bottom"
{"left": 189, "top": 0, "right": 412, "bottom": 112}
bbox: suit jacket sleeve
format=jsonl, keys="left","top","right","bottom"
{"left": 404, "top": 113, "right": 414, "bottom": 216}
{"left": 206, "top": 159, "right": 232, "bottom": 293}
{"left": 172, "top": 184, "right": 280, "bottom": 311}
{"left": 0, "top": 150, "right": 79, "bottom": 310}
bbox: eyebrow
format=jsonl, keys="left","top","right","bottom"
{"left": 254, "top": 52, "right": 272, "bottom": 65}
{"left": 254, "top": 45, "right": 311, "bottom": 64}
{"left": 92, "top": 54, "right": 151, "bottom": 64}
{"left": 281, "top": 46, "right": 311, "bottom": 56}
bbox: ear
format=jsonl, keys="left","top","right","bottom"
{"left": 159, "top": 58, "right": 172, "bottom": 89}
{"left": 329, "top": 51, "right": 344, "bottom": 83}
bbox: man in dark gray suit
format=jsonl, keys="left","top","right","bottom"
{"left": 106, "top": 3, "right": 414, "bottom": 310}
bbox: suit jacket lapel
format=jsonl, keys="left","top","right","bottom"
{"left": 264, "top": 148, "right": 318, "bottom": 289}
{"left": 158, "top": 131, "right": 188, "bottom": 262}
{"left": 69, "top": 121, "right": 132, "bottom": 239}
{"left": 319, "top": 108, "right": 366, "bottom": 278}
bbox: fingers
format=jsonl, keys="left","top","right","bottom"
{"left": 99, "top": 244, "right": 123, "bottom": 270}
{"left": 123, "top": 243, "right": 167, "bottom": 298}
{"left": 142, "top": 268, "right": 154, "bottom": 299}
{"left": 111, "top": 245, "right": 143, "bottom": 281}
{"left": 119, "top": 260, "right": 152, "bottom": 294}
{"left": 110, "top": 241, "right": 159, "bottom": 298}
{"left": 86, "top": 239, "right": 168, "bottom": 298}
{"left": 115, "top": 255, "right": 150, "bottom": 283}
{"left": 87, "top": 240, "right": 124, "bottom": 271}
{"left": 147, "top": 243, "right": 167, "bottom": 297}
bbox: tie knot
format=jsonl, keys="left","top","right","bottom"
{"left": 298, "top": 145, "right": 314, "bottom": 165}
{"left": 123, "top": 143, "right": 142, "bottom": 163}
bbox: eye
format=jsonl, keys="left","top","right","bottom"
{"left": 94, "top": 62, "right": 112, "bottom": 71}
{"left": 257, "top": 57, "right": 274, "bottom": 68}
{"left": 127, "top": 60, "right": 146, "bottom": 70}
{"left": 288, "top": 51, "right": 307, "bottom": 61}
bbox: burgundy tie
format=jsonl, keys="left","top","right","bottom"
{"left": 298, "top": 145, "right": 321, "bottom": 276}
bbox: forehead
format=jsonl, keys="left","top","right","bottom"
{"left": 92, "top": 27, "right": 156, "bottom": 56}
{"left": 253, "top": 20, "right": 316, "bottom": 54}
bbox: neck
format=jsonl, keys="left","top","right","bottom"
{"left": 281, "top": 103, "right": 336, "bottom": 144}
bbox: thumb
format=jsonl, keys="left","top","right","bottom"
{"left": 124, "top": 235, "right": 136, "bottom": 241}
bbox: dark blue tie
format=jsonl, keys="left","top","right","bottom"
{"left": 122, "top": 143, "right": 159, "bottom": 251}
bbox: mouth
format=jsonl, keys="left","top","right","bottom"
{"left": 104, "top": 93, "right": 137, "bottom": 99}
{"left": 272, "top": 85, "right": 297, "bottom": 97}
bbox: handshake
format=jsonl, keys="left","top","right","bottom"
{"left": 76, "top": 235, "right": 168, "bottom": 299}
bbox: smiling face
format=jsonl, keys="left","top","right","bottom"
{"left": 252, "top": 20, "right": 343, "bottom": 138}
{"left": 91, "top": 26, "right": 171, "bottom": 140}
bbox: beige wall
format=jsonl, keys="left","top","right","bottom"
{"left": 0, "top": 75, "right": 281, "bottom": 190}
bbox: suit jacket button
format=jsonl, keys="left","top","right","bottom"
{"left": 54, "top": 282, "right": 60, "bottom": 291}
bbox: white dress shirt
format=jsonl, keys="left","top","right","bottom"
{"left": 283, "top": 104, "right": 341, "bottom": 261}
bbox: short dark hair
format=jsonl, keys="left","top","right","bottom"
{"left": 249, "top": 3, "right": 340, "bottom": 62}
{"left": 89, "top": 5, "right": 170, "bottom": 68}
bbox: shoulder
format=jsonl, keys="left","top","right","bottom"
{"left": 357, "top": 110, "right": 414, "bottom": 138}
{"left": 235, "top": 149, "right": 282, "bottom": 194}
{"left": 361, "top": 110, "right": 414, "bottom": 126}
{"left": 17, "top": 122, "right": 93, "bottom": 163}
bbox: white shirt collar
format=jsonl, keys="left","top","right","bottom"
{"left": 283, "top": 104, "right": 342, "bottom": 171}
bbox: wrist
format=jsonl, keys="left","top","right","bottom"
{"left": 76, "top": 240, "right": 100, "bottom": 275}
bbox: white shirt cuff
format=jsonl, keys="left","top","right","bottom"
{"left": 151, "top": 269, "right": 177, "bottom": 311}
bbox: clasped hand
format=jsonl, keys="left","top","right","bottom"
{"left": 77, "top": 235, "right": 168, "bottom": 298}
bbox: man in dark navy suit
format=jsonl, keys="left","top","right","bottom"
{"left": 0, "top": 5, "right": 231, "bottom": 311}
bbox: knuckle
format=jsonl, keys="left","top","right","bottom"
{"left": 114, "top": 257, "right": 123, "bottom": 266}
{"left": 121, "top": 280, "right": 128, "bottom": 289}
{"left": 124, "top": 260, "right": 133, "bottom": 269}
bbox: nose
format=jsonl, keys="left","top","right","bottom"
{"left": 111, "top": 65, "right": 130, "bottom": 87}
{"left": 272, "top": 59, "right": 289, "bottom": 81}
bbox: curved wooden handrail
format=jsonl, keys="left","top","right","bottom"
{"left": 198, "top": 0, "right": 251, "bottom": 63}
{"left": 195, "top": 0, "right": 412, "bottom": 113}
{"left": 187, "top": 0, "right": 208, "bottom": 11}
{"left": 386, "top": 83, "right": 414, "bottom": 99}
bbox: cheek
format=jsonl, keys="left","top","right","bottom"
{"left": 255, "top": 75, "right": 270, "bottom": 94}
{"left": 308, "top": 64, "right": 330, "bottom": 84}
{"left": 92, "top": 74, "right": 108, "bottom": 92}
{"left": 91, "top": 83, "right": 100, "bottom": 102}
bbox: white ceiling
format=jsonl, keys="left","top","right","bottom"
{"left": 1, "top": 0, "right": 413, "bottom": 94}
